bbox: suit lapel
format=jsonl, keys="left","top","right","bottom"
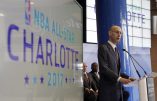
{"left": 106, "top": 43, "right": 117, "bottom": 58}
{"left": 106, "top": 43, "right": 120, "bottom": 73}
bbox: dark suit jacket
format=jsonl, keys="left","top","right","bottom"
{"left": 84, "top": 73, "right": 97, "bottom": 101}
{"left": 89, "top": 71, "right": 99, "bottom": 89}
{"left": 98, "top": 42, "right": 122, "bottom": 101}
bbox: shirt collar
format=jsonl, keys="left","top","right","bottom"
{"left": 84, "top": 72, "right": 87, "bottom": 74}
{"left": 108, "top": 40, "right": 116, "bottom": 50}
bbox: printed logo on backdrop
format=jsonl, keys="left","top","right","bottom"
{"left": 7, "top": 0, "right": 82, "bottom": 87}
{"left": 24, "top": 0, "right": 75, "bottom": 43}
{"left": 25, "top": 0, "right": 31, "bottom": 25}
{"left": 127, "top": 6, "right": 145, "bottom": 24}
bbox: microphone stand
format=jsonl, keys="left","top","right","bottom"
{"left": 128, "top": 54, "right": 141, "bottom": 78}
{"left": 123, "top": 49, "right": 149, "bottom": 101}
{"left": 123, "top": 49, "right": 147, "bottom": 77}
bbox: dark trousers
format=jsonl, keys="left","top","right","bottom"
{"left": 120, "top": 90, "right": 130, "bottom": 101}
{"left": 84, "top": 91, "right": 97, "bottom": 101}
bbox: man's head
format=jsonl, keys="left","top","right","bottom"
{"left": 83, "top": 63, "right": 87, "bottom": 72}
{"left": 91, "top": 62, "right": 98, "bottom": 72}
{"left": 108, "top": 25, "right": 122, "bottom": 44}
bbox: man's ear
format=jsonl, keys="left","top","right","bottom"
{"left": 109, "top": 31, "right": 112, "bottom": 36}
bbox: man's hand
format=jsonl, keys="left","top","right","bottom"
{"left": 119, "top": 77, "right": 132, "bottom": 84}
{"left": 129, "top": 77, "right": 136, "bottom": 81}
{"left": 85, "top": 88, "right": 90, "bottom": 93}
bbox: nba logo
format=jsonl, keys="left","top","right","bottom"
{"left": 25, "top": 0, "right": 31, "bottom": 25}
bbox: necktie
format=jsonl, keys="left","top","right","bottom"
{"left": 115, "top": 47, "right": 120, "bottom": 71}
{"left": 84, "top": 73, "right": 89, "bottom": 83}
{"left": 96, "top": 72, "right": 100, "bottom": 79}
{"left": 84, "top": 73, "right": 88, "bottom": 79}
{"left": 115, "top": 47, "right": 118, "bottom": 59}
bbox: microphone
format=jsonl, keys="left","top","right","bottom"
{"left": 123, "top": 49, "right": 147, "bottom": 77}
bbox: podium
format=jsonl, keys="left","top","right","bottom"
{"left": 124, "top": 72, "right": 157, "bottom": 101}
{"left": 138, "top": 77, "right": 148, "bottom": 101}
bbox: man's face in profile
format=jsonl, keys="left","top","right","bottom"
{"left": 109, "top": 26, "right": 122, "bottom": 44}
{"left": 92, "top": 63, "right": 98, "bottom": 72}
{"left": 83, "top": 63, "right": 87, "bottom": 72}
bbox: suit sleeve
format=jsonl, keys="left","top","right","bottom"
{"left": 98, "top": 45, "right": 119, "bottom": 83}
{"left": 120, "top": 73, "right": 129, "bottom": 79}
{"left": 91, "top": 78, "right": 98, "bottom": 91}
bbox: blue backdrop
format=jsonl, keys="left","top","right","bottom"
{"left": 95, "top": 0, "right": 152, "bottom": 101}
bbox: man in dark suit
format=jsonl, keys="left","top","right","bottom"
{"left": 89, "top": 62, "right": 100, "bottom": 89}
{"left": 83, "top": 63, "right": 98, "bottom": 101}
{"left": 97, "top": 25, "right": 134, "bottom": 101}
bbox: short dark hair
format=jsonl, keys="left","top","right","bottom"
{"left": 91, "top": 62, "right": 97, "bottom": 70}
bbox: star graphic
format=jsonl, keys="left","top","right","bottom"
{"left": 40, "top": 76, "right": 44, "bottom": 84}
{"left": 65, "top": 77, "right": 68, "bottom": 83}
{"left": 24, "top": 75, "right": 29, "bottom": 85}
{"left": 73, "top": 78, "right": 75, "bottom": 83}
